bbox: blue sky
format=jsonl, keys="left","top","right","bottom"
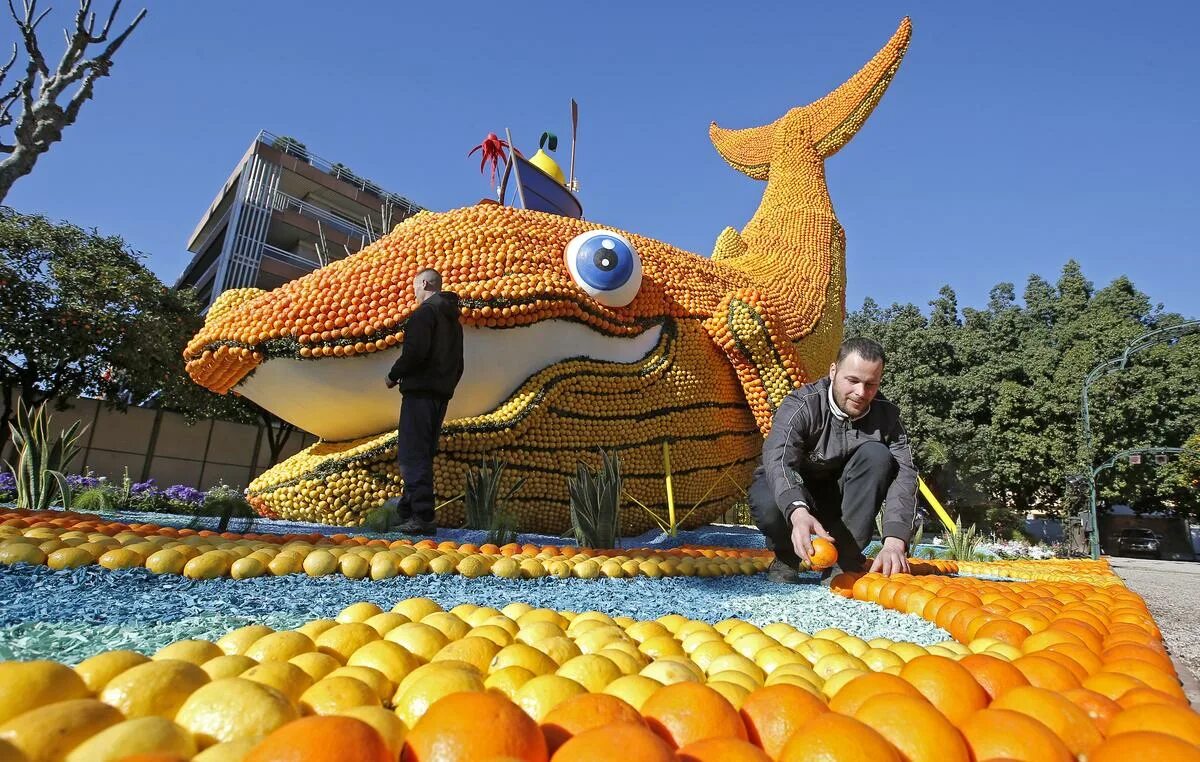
{"left": 5, "top": 1, "right": 1198, "bottom": 318}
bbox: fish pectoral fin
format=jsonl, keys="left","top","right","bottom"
{"left": 704, "top": 290, "right": 805, "bottom": 435}
{"left": 711, "top": 226, "right": 749, "bottom": 261}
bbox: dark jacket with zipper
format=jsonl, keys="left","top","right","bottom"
{"left": 386, "top": 291, "right": 464, "bottom": 399}
{"left": 755, "top": 377, "right": 918, "bottom": 541}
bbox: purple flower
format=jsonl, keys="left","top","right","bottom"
{"left": 131, "top": 479, "right": 157, "bottom": 495}
{"left": 164, "top": 484, "right": 205, "bottom": 505}
{"left": 65, "top": 474, "right": 101, "bottom": 490}
{"left": 0, "top": 471, "right": 14, "bottom": 491}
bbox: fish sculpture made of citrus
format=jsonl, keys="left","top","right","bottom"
{"left": 184, "top": 19, "right": 913, "bottom": 532}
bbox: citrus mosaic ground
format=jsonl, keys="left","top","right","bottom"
{"left": 1, "top": 509, "right": 1198, "bottom": 761}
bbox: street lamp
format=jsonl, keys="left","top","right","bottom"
{"left": 1078, "top": 319, "right": 1200, "bottom": 559}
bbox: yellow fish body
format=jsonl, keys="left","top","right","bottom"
{"left": 184, "top": 19, "right": 912, "bottom": 532}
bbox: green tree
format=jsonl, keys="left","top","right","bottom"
{"left": 0, "top": 207, "right": 197, "bottom": 455}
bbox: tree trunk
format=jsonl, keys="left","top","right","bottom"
{"left": 257, "top": 408, "right": 296, "bottom": 467}
{"left": 0, "top": 146, "right": 41, "bottom": 205}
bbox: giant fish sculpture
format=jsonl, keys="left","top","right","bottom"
{"left": 184, "top": 19, "right": 912, "bottom": 533}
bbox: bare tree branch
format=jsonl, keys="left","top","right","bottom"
{"left": 0, "top": 0, "right": 145, "bottom": 201}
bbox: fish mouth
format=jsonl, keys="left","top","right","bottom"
{"left": 234, "top": 319, "right": 667, "bottom": 441}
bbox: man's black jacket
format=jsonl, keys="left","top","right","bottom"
{"left": 756, "top": 377, "right": 918, "bottom": 542}
{"left": 387, "top": 291, "right": 464, "bottom": 399}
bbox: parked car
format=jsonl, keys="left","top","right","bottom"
{"left": 1115, "top": 528, "right": 1161, "bottom": 558}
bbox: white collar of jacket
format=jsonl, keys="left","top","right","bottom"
{"left": 827, "top": 379, "right": 871, "bottom": 422}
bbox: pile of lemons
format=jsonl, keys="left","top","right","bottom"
{"left": 0, "top": 596, "right": 961, "bottom": 761}
{"left": 0, "top": 521, "right": 771, "bottom": 582}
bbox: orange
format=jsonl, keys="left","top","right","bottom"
{"left": 974, "top": 619, "right": 1029, "bottom": 646}
{"left": 1033, "top": 649, "right": 1091, "bottom": 681}
{"left": 539, "top": 693, "right": 643, "bottom": 752}
{"left": 550, "top": 722, "right": 676, "bottom": 762}
{"left": 1010, "top": 654, "right": 1081, "bottom": 691}
{"left": 403, "top": 691, "right": 547, "bottom": 762}
{"left": 778, "top": 713, "right": 901, "bottom": 762}
{"left": 827, "top": 672, "right": 924, "bottom": 716}
{"left": 1045, "top": 642, "right": 1104, "bottom": 676}
{"left": 958, "top": 708, "right": 1072, "bottom": 762}
{"left": 677, "top": 736, "right": 771, "bottom": 762}
{"left": 1101, "top": 659, "right": 1187, "bottom": 698}
{"left": 245, "top": 716, "right": 391, "bottom": 762}
{"left": 1061, "top": 687, "right": 1122, "bottom": 733}
{"left": 808, "top": 538, "right": 837, "bottom": 571}
{"left": 1118, "top": 687, "right": 1190, "bottom": 708}
{"left": 853, "top": 693, "right": 969, "bottom": 762}
{"left": 957, "top": 653, "right": 1029, "bottom": 700}
{"left": 641, "top": 681, "right": 747, "bottom": 749}
{"left": 739, "top": 684, "right": 828, "bottom": 760}
{"left": 1083, "top": 671, "right": 1148, "bottom": 700}
{"left": 1085, "top": 731, "right": 1200, "bottom": 762}
{"left": 898, "top": 655, "right": 988, "bottom": 726}
{"left": 1107, "top": 703, "right": 1200, "bottom": 746}
{"left": 1103, "top": 643, "right": 1175, "bottom": 670}
{"left": 990, "top": 686, "right": 1103, "bottom": 756}
{"left": 114, "top": 756, "right": 188, "bottom": 762}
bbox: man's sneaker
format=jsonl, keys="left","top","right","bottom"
{"left": 396, "top": 517, "right": 437, "bottom": 536}
{"left": 767, "top": 560, "right": 802, "bottom": 584}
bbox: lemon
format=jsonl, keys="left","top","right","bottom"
{"left": 596, "top": 648, "right": 646, "bottom": 676}
{"left": 765, "top": 662, "right": 823, "bottom": 688}
{"left": 491, "top": 557, "right": 520, "bottom": 578}
{"left": 467, "top": 624, "right": 513, "bottom": 648}
{"left": 216, "top": 625, "right": 275, "bottom": 656}
{"left": 0, "top": 660, "right": 91, "bottom": 723}
{"left": 574, "top": 626, "right": 627, "bottom": 655}
{"left": 731, "top": 632, "right": 778, "bottom": 659}
{"left": 267, "top": 553, "right": 302, "bottom": 576}
{"left": 202, "top": 655, "right": 258, "bottom": 680}
{"left": 423, "top": 613, "right": 472, "bottom": 642}
{"left": 754, "top": 645, "right": 806, "bottom": 674}
{"left": 96, "top": 548, "right": 142, "bottom": 570}
{"left": 813, "top": 627, "right": 851, "bottom": 641}
{"left": 781, "top": 631, "right": 813, "bottom": 649}
{"left": 299, "top": 675, "right": 381, "bottom": 715}
{"left": 532, "top": 636, "right": 581, "bottom": 667}
{"left": 516, "top": 621, "right": 566, "bottom": 646}
{"left": 925, "top": 645, "right": 963, "bottom": 660}
{"left": 0, "top": 738, "right": 24, "bottom": 762}
{"left": 519, "top": 559, "right": 547, "bottom": 578}
{"left": 571, "top": 559, "right": 601, "bottom": 579}
{"left": 391, "top": 598, "right": 442, "bottom": 621}
{"left": 624, "top": 621, "right": 671, "bottom": 644}
{"left": 338, "top": 554, "right": 369, "bottom": 579}
{"left": 230, "top": 557, "right": 265, "bottom": 579}
{"left": 302, "top": 550, "right": 338, "bottom": 576}
{"left": 638, "top": 635, "right": 685, "bottom": 659}
{"left": 383, "top": 623, "right": 448, "bottom": 662}
{"left": 333, "top": 602, "right": 382, "bottom": 625}
{"left": 0, "top": 699, "right": 122, "bottom": 761}
{"left": 796, "top": 638, "right": 846, "bottom": 665}
{"left": 325, "top": 666, "right": 393, "bottom": 701}
{"left": 184, "top": 551, "right": 231, "bottom": 580}
{"left": 144, "top": 548, "right": 186, "bottom": 575}
{"left": 393, "top": 666, "right": 485, "bottom": 727}
{"left": 431, "top": 636, "right": 500, "bottom": 673}
{"left": 175, "top": 677, "right": 298, "bottom": 748}
{"left": 483, "top": 666, "right": 536, "bottom": 699}
{"left": 556, "top": 654, "right": 623, "bottom": 692}
{"left": 315, "top": 623, "right": 380, "bottom": 663}
{"left": 489, "top": 643, "right": 558, "bottom": 676}
{"left": 500, "top": 602, "right": 534, "bottom": 620}
{"left": 985, "top": 643, "right": 1022, "bottom": 661}
{"left": 886, "top": 642, "right": 929, "bottom": 662}
{"left": 707, "top": 680, "right": 751, "bottom": 710}
{"left": 820, "top": 668, "right": 867, "bottom": 698}
{"left": 191, "top": 737, "right": 262, "bottom": 761}
{"left": 368, "top": 553, "right": 400, "bottom": 580}
{"left": 398, "top": 554, "right": 429, "bottom": 576}
{"left": 63, "top": 716, "right": 197, "bottom": 761}
{"left": 708, "top": 669, "right": 761, "bottom": 692}
{"left": 74, "top": 650, "right": 150, "bottom": 693}
{"left": 361, "top": 613, "right": 409, "bottom": 637}
{"left": 705, "top": 652, "right": 765, "bottom": 682}
{"left": 639, "top": 660, "right": 701, "bottom": 685}
{"left": 47, "top": 547, "right": 93, "bottom": 570}
{"left": 859, "top": 648, "right": 905, "bottom": 672}
{"left": 836, "top": 635, "right": 871, "bottom": 657}
{"left": 455, "top": 554, "right": 488, "bottom": 578}
{"left": 295, "top": 619, "right": 338, "bottom": 640}
{"left": 243, "top": 631, "right": 315, "bottom": 663}
{"left": 100, "top": 659, "right": 210, "bottom": 719}
{"left": 338, "top": 706, "right": 408, "bottom": 759}
{"left": 240, "top": 661, "right": 314, "bottom": 704}
{"left": 426, "top": 555, "right": 454, "bottom": 574}
{"left": 481, "top": 616, "right": 520, "bottom": 637}
{"left": 513, "top": 674, "right": 587, "bottom": 721}
{"left": 154, "top": 639, "right": 223, "bottom": 665}
{"left": 602, "top": 674, "right": 661, "bottom": 711}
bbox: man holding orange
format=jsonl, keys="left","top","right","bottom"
{"left": 750, "top": 337, "right": 917, "bottom": 582}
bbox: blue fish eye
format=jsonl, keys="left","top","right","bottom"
{"left": 564, "top": 230, "right": 643, "bottom": 307}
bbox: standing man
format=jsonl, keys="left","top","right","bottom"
{"left": 750, "top": 337, "right": 917, "bottom": 581}
{"left": 385, "top": 268, "right": 464, "bottom": 535}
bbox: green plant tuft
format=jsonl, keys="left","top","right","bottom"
{"left": 189, "top": 482, "right": 256, "bottom": 532}
{"left": 567, "top": 450, "right": 622, "bottom": 549}
{"left": 4, "top": 400, "right": 86, "bottom": 511}
{"left": 942, "top": 516, "right": 982, "bottom": 560}
{"left": 464, "top": 457, "right": 525, "bottom": 539}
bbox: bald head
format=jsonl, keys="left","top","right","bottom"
{"left": 413, "top": 268, "right": 442, "bottom": 304}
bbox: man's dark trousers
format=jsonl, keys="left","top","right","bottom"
{"left": 749, "top": 441, "right": 897, "bottom": 572}
{"left": 396, "top": 391, "right": 450, "bottom": 522}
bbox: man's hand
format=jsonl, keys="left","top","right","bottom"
{"left": 870, "top": 536, "right": 910, "bottom": 576}
{"left": 385, "top": 378, "right": 397, "bottom": 389}
{"left": 789, "top": 507, "right": 834, "bottom": 568}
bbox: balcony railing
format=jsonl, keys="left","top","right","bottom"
{"left": 271, "top": 190, "right": 372, "bottom": 242}
{"left": 257, "top": 130, "right": 422, "bottom": 217}
{"left": 261, "top": 242, "right": 320, "bottom": 270}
